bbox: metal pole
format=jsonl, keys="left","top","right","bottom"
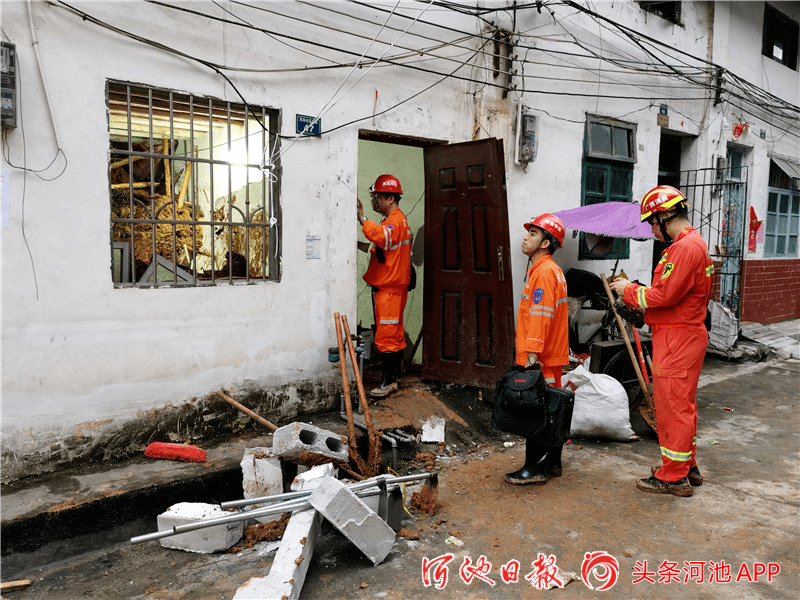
{"left": 220, "top": 471, "right": 433, "bottom": 509}
{"left": 131, "top": 472, "right": 435, "bottom": 545}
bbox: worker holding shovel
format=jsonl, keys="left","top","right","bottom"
{"left": 357, "top": 174, "right": 413, "bottom": 399}
{"left": 610, "top": 185, "right": 713, "bottom": 497}
{"left": 505, "top": 213, "right": 570, "bottom": 485}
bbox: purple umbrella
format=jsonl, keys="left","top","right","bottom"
{"left": 553, "top": 202, "right": 654, "bottom": 240}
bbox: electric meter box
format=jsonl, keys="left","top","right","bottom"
{"left": 1, "top": 42, "right": 17, "bottom": 129}
{"left": 515, "top": 104, "right": 537, "bottom": 165}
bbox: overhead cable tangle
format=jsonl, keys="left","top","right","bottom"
{"left": 274, "top": 0, "right": 428, "bottom": 161}
{"left": 293, "top": 0, "right": 504, "bottom": 66}
{"left": 141, "top": 0, "right": 514, "bottom": 86}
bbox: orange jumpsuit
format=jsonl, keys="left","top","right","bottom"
{"left": 362, "top": 207, "right": 413, "bottom": 353}
{"left": 623, "top": 227, "right": 713, "bottom": 482}
{"left": 516, "top": 254, "right": 569, "bottom": 386}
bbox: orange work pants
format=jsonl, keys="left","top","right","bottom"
{"left": 651, "top": 324, "right": 707, "bottom": 482}
{"left": 372, "top": 288, "right": 408, "bottom": 353}
{"left": 540, "top": 364, "right": 562, "bottom": 388}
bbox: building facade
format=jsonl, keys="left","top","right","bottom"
{"left": 1, "top": 1, "right": 798, "bottom": 480}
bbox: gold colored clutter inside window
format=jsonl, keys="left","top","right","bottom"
{"left": 108, "top": 81, "right": 278, "bottom": 287}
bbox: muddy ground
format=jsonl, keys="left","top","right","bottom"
{"left": 3, "top": 358, "right": 799, "bottom": 599}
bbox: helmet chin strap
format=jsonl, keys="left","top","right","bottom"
{"left": 656, "top": 211, "right": 680, "bottom": 243}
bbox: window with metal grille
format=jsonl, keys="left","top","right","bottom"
{"left": 765, "top": 161, "right": 800, "bottom": 257}
{"left": 762, "top": 4, "right": 799, "bottom": 70}
{"left": 108, "top": 81, "right": 280, "bottom": 287}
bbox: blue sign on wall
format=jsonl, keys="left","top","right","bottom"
{"left": 296, "top": 115, "right": 321, "bottom": 136}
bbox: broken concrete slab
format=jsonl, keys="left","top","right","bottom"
{"left": 308, "top": 476, "right": 395, "bottom": 565}
{"left": 240, "top": 447, "right": 282, "bottom": 503}
{"left": 157, "top": 502, "right": 243, "bottom": 553}
{"left": 272, "top": 421, "right": 348, "bottom": 464}
{"left": 290, "top": 462, "right": 338, "bottom": 491}
{"left": 233, "top": 508, "right": 321, "bottom": 600}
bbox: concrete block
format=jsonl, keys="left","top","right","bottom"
{"left": 157, "top": 502, "right": 243, "bottom": 553}
{"left": 308, "top": 476, "right": 395, "bottom": 565}
{"left": 272, "top": 421, "right": 348, "bottom": 464}
{"left": 290, "top": 462, "right": 338, "bottom": 491}
{"left": 233, "top": 508, "right": 321, "bottom": 600}
{"left": 240, "top": 447, "right": 282, "bottom": 501}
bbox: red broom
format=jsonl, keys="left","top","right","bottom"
{"left": 144, "top": 442, "right": 207, "bottom": 463}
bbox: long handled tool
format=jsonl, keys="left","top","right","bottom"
{"left": 334, "top": 312, "right": 368, "bottom": 477}
{"left": 341, "top": 314, "right": 383, "bottom": 477}
{"left": 215, "top": 391, "right": 278, "bottom": 432}
{"left": 600, "top": 274, "right": 658, "bottom": 432}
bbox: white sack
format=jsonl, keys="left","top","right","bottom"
{"left": 563, "top": 364, "right": 638, "bottom": 441}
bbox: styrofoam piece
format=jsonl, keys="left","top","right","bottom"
{"left": 272, "top": 421, "right": 348, "bottom": 463}
{"left": 421, "top": 416, "right": 445, "bottom": 442}
{"left": 157, "top": 502, "right": 243, "bottom": 553}
{"left": 233, "top": 508, "right": 321, "bottom": 600}
{"left": 308, "top": 476, "right": 395, "bottom": 565}
{"left": 290, "top": 462, "right": 338, "bottom": 491}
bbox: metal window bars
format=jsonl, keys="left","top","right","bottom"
{"left": 108, "top": 81, "right": 279, "bottom": 287}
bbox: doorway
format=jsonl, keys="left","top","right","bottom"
{"left": 356, "top": 134, "right": 515, "bottom": 387}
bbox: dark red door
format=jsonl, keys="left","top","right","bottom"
{"left": 422, "top": 138, "right": 515, "bottom": 387}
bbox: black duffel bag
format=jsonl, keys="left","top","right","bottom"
{"left": 491, "top": 364, "right": 574, "bottom": 443}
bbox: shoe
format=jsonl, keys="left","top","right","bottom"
{"left": 688, "top": 466, "right": 704, "bottom": 486}
{"left": 504, "top": 467, "right": 548, "bottom": 485}
{"left": 545, "top": 446, "right": 563, "bottom": 477}
{"left": 651, "top": 465, "right": 703, "bottom": 486}
{"left": 637, "top": 475, "right": 693, "bottom": 497}
{"left": 546, "top": 464, "right": 562, "bottom": 477}
{"left": 368, "top": 381, "right": 398, "bottom": 398}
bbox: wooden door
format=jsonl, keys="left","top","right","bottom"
{"left": 422, "top": 138, "right": 515, "bottom": 387}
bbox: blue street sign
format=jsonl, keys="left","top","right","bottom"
{"left": 296, "top": 114, "right": 321, "bottom": 136}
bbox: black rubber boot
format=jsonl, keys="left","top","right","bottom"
{"left": 545, "top": 444, "right": 563, "bottom": 477}
{"left": 504, "top": 441, "right": 549, "bottom": 485}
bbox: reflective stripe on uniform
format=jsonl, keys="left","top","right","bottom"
{"left": 529, "top": 306, "right": 555, "bottom": 317}
{"left": 379, "top": 318, "right": 400, "bottom": 325}
{"left": 637, "top": 286, "right": 649, "bottom": 309}
{"left": 660, "top": 445, "right": 692, "bottom": 462}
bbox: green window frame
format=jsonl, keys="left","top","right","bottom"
{"left": 764, "top": 188, "right": 800, "bottom": 257}
{"left": 579, "top": 161, "right": 632, "bottom": 260}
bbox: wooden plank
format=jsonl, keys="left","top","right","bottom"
{"left": 1, "top": 580, "right": 33, "bottom": 592}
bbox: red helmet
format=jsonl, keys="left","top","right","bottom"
{"left": 371, "top": 174, "right": 402, "bottom": 195}
{"left": 640, "top": 185, "right": 687, "bottom": 222}
{"left": 524, "top": 213, "right": 565, "bottom": 245}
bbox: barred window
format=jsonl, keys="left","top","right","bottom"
{"left": 109, "top": 81, "right": 279, "bottom": 287}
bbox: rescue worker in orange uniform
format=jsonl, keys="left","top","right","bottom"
{"left": 505, "top": 213, "right": 570, "bottom": 485}
{"left": 357, "top": 174, "right": 413, "bottom": 398}
{"left": 610, "top": 185, "right": 713, "bottom": 497}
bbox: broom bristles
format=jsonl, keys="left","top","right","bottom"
{"left": 144, "top": 441, "right": 207, "bottom": 463}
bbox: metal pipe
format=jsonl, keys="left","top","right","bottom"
{"left": 220, "top": 471, "right": 434, "bottom": 510}
{"left": 131, "top": 478, "right": 424, "bottom": 545}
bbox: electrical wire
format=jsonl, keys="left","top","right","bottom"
{"left": 46, "top": 0, "right": 800, "bottom": 143}
{"left": 0, "top": 48, "right": 41, "bottom": 299}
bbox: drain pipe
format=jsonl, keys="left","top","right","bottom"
{"left": 340, "top": 400, "right": 399, "bottom": 470}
